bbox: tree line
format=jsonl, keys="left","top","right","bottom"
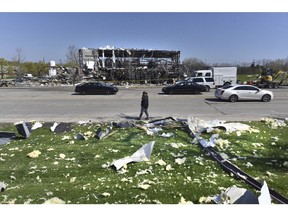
{"left": 182, "top": 57, "right": 288, "bottom": 75}
{"left": 0, "top": 46, "right": 79, "bottom": 79}
{"left": 1, "top": 46, "right": 288, "bottom": 79}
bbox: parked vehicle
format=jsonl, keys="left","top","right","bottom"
{"left": 23, "top": 74, "right": 33, "bottom": 80}
{"left": 214, "top": 84, "right": 273, "bottom": 102}
{"left": 185, "top": 77, "right": 215, "bottom": 91}
{"left": 253, "top": 68, "right": 288, "bottom": 89}
{"left": 75, "top": 82, "right": 118, "bottom": 95}
{"left": 192, "top": 67, "right": 237, "bottom": 87}
{"left": 162, "top": 81, "right": 206, "bottom": 94}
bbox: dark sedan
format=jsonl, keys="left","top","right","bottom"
{"left": 162, "top": 81, "right": 206, "bottom": 94}
{"left": 75, "top": 82, "right": 118, "bottom": 95}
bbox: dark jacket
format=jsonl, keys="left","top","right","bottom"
{"left": 141, "top": 95, "right": 149, "bottom": 109}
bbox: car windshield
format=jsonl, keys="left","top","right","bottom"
{"left": 101, "top": 82, "right": 113, "bottom": 86}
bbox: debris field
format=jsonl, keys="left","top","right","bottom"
{"left": 0, "top": 116, "right": 287, "bottom": 204}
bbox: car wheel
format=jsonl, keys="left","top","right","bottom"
{"left": 81, "top": 90, "right": 86, "bottom": 95}
{"left": 105, "top": 90, "right": 111, "bottom": 95}
{"left": 273, "top": 83, "right": 279, "bottom": 88}
{"left": 205, "top": 85, "right": 210, "bottom": 92}
{"left": 169, "top": 90, "right": 174, "bottom": 94}
{"left": 223, "top": 82, "right": 231, "bottom": 86}
{"left": 268, "top": 83, "right": 273, "bottom": 89}
{"left": 262, "top": 94, "right": 271, "bottom": 102}
{"left": 229, "top": 95, "right": 238, "bottom": 102}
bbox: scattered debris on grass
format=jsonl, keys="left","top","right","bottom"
{"left": 27, "top": 150, "right": 41, "bottom": 158}
{"left": 0, "top": 132, "right": 16, "bottom": 145}
{"left": 0, "top": 116, "right": 287, "bottom": 204}
{"left": 110, "top": 141, "right": 155, "bottom": 170}
{"left": 0, "top": 182, "right": 6, "bottom": 192}
{"left": 43, "top": 197, "right": 65, "bottom": 204}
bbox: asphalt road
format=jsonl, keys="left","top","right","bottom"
{"left": 1, "top": 85, "right": 288, "bottom": 123}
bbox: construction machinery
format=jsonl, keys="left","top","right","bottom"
{"left": 254, "top": 68, "right": 288, "bottom": 88}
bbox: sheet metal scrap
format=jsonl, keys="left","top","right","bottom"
{"left": 213, "top": 185, "right": 259, "bottom": 204}
{"left": 112, "top": 121, "right": 135, "bottom": 128}
{"left": 213, "top": 181, "right": 271, "bottom": 204}
{"left": 0, "top": 182, "right": 6, "bottom": 192}
{"left": 50, "top": 122, "right": 72, "bottom": 134}
{"left": 147, "top": 117, "right": 178, "bottom": 126}
{"left": 187, "top": 116, "right": 288, "bottom": 204}
{"left": 96, "top": 124, "right": 113, "bottom": 139}
{"left": 110, "top": 141, "right": 155, "bottom": 170}
{"left": 14, "top": 121, "right": 32, "bottom": 138}
{"left": 0, "top": 132, "right": 16, "bottom": 145}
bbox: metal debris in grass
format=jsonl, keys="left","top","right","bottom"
{"left": 14, "top": 121, "right": 31, "bottom": 138}
{"left": 50, "top": 122, "right": 72, "bottom": 134}
{"left": 0, "top": 182, "right": 6, "bottom": 192}
{"left": 74, "top": 133, "right": 88, "bottom": 140}
{"left": 0, "top": 132, "right": 16, "bottom": 145}
{"left": 110, "top": 141, "right": 155, "bottom": 170}
{"left": 96, "top": 124, "right": 113, "bottom": 139}
{"left": 31, "top": 121, "right": 43, "bottom": 130}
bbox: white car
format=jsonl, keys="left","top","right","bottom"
{"left": 214, "top": 84, "right": 273, "bottom": 102}
{"left": 186, "top": 77, "right": 215, "bottom": 91}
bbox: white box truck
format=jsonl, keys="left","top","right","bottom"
{"left": 192, "top": 67, "right": 237, "bottom": 87}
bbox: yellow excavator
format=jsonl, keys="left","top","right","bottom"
{"left": 254, "top": 68, "right": 288, "bottom": 88}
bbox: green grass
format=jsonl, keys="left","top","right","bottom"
{"left": 237, "top": 74, "right": 260, "bottom": 83}
{"left": 0, "top": 119, "right": 287, "bottom": 204}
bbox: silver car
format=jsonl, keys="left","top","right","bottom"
{"left": 214, "top": 84, "right": 273, "bottom": 102}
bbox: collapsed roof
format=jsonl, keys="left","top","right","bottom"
{"left": 79, "top": 47, "right": 185, "bottom": 80}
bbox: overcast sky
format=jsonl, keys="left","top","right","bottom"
{"left": 1, "top": 1, "right": 288, "bottom": 65}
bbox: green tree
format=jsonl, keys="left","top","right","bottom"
{"left": 0, "top": 58, "right": 9, "bottom": 79}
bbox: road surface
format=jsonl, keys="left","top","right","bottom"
{"left": 1, "top": 85, "right": 288, "bottom": 123}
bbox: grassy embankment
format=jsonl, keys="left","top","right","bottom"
{"left": 0, "top": 119, "right": 287, "bottom": 204}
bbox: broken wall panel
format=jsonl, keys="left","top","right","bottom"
{"left": 79, "top": 47, "right": 186, "bottom": 81}
{"left": 14, "top": 121, "right": 31, "bottom": 138}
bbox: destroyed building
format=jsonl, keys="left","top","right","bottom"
{"left": 0, "top": 46, "right": 187, "bottom": 87}
{"left": 78, "top": 46, "right": 188, "bottom": 81}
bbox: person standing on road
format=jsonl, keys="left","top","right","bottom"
{"left": 138, "top": 91, "right": 149, "bottom": 120}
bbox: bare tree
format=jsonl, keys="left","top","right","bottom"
{"left": 12, "top": 48, "right": 25, "bottom": 77}
{"left": 65, "top": 45, "right": 79, "bottom": 67}
{"left": 182, "top": 57, "right": 207, "bottom": 74}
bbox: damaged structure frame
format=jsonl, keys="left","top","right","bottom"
{"left": 79, "top": 47, "right": 187, "bottom": 81}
